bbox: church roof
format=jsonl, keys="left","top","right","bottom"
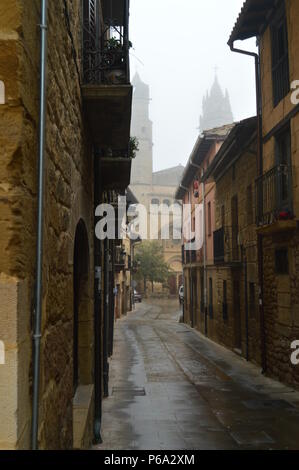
{"left": 152, "top": 165, "right": 184, "bottom": 187}
{"left": 200, "top": 75, "right": 234, "bottom": 133}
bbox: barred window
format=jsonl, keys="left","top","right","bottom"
{"left": 271, "top": 3, "right": 290, "bottom": 107}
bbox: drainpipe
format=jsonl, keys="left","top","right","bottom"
{"left": 244, "top": 250, "right": 249, "bottom": 361}
{"left": 108, "top": 240, "right": 115, "bottom": 357}
{"left": 230, "top": 41, "right": 266, "bottom": 373}
{"left": 103, "top": 238, "right": 109, "bottom": 397}
{"left": 202, "top": 180, "right": 208, "bottom": 337}
{"left": 93, "top": 157, "right": 102, "bottom": 444}
{"left": 31, "top": 0, "right": 48, "bottom": 450}
{"left": 190, "top": 267, "right": 193, "bottom": 328}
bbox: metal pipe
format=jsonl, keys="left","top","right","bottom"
{"left": 93, "top": 157, "right": 102, "bottom": 445}
{"left": 230, "top": 41, "right": 266, "bottom": 373}
{"left": 244, "top": 252, "right": 249, "bottom": 361}
{"left": 103, "top": 238, "right": 109, "bottom": 397}
{"left": 109, "top": 241, "right": 115, "bottom": 357}
{"left": 202, "top": 180, "right": 208, "bottom": 337}
{"left": 31, "top": 0, "right": 48, "bottom": 450}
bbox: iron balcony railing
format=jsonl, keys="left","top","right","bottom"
{"left": 213, "top": 226, "right": 241, "bottom": 265}
{"left": 115, "top": 246, "right": 126, "bottom": 271}
{"left": 256, "top": 164, "right": 293, "bottom": 226}
{"left": 83, "top": 0, "right": 130, "bottom": 85}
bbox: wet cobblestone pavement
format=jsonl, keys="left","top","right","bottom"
{"left": 94, "top": 300, "right": 299, "bottom": 450}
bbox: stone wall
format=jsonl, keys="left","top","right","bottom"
{"left": 209, "top": 147, "right": 260, "bottom": 364}
{"left": 262, "top": 230, "right": 299, "bottom": 388}
{"left": 258, "top": 0, "right": 299, "bottom": 389}
{"left": 0, "top": 0, "right": 95, "bottom": 449}
{"left": 183, "top": 144, "right": 261, "bottom": 365}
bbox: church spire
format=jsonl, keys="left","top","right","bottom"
{"left": 199, "top": 74, "right": 234, "bottom": 133}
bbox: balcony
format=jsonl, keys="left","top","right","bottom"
{"left": 256, "top": 164, "right": 295, "bottom": 232}
{"left": 213, "top": 226, "right": 241, "bottom": 266}
{"left": 115, "top": 245, "right": 126, "bottom": 272}
{"left": 82, "top": 0, "right": 132, "bottom": 148}
{"left": 95, "top": 146, "right": 131, "bottom": 190}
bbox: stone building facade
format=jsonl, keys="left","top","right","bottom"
{"left": 0, "top": 0, "right": 132, "bottom": 449}
{"left": 175, "top": 124, "right": 233, "bottom": 331}
{"left": 229, "top": 0, "right": 299, "bottom": 388}
{"left": 130, "top": 74, "right": 184, "bottom": 294}
{"left": 202, "top": 117, "right": 261, "bottom": 364}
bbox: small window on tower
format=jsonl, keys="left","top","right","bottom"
{"left": 151, "top": 198, "right": 160, "bottom": 206}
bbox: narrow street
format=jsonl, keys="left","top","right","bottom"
{"left": 95, "top": 299, "right": 299, "bottom": 451}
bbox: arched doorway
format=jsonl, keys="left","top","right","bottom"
{"left": 73, "top": 220, "right": 92, "bottom": 394}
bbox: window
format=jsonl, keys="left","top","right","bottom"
{"left": 246, "top": 185, "right": 253, "bottom": 225}
{"left": 276, "top": 126, "right": 291, "bottom": 166}
{"left": 271, "top": 3, "right": 290, "bottom": 107}
{"left": 208, "top": 201, "right": 212, "bottom": 236}
{"left": 275, "top": 248, "right": 289, "bottom": 274}
{"left": 223, "top": 280, "right": 228, "bottom": 321}
{"left": 151, "top": 198, "right": 159, "bottom": 206}
{"left": 209, "top": 278, "right": 213, "bottom": 318}
{"left": 249, "top": 282, "right": 256, "bottom": 317}
{"left": 163, "top": 199, "right": 170, "bottom": 207}
{"left": 192, "top": 217, "right": 195, "bottom": 233}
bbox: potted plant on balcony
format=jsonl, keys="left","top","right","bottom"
{"left": 129, "top": 137, "right": 139, "bottom": 159}
{"left": 103, "top": 38, "right": 132, "bottom": 84}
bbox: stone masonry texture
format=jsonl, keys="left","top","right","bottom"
{"left": 0, "top": 0, "right": 94, "bottom": 449}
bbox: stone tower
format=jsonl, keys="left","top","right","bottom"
{"left": 200, "top": 75, "right": 234, "bottom": 132}
{"left": 130, "top": 73, "right": 153, "bottom": 186}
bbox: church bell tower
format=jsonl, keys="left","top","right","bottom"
{"left": 130, "top": 73, "right": 153, "bottom": 186}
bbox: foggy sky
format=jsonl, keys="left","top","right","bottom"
{"left": 129, "top": 0, "right": 257, "bottom": 172}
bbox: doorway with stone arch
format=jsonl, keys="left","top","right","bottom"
{"left": 73, "top": 220, "right": 93, "bottom": 395}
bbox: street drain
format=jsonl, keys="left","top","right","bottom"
{"left": 176, "top": 330, "right": 192, "bottom": 334}
{"left": 242, "top": 399, "right": 294, "bottom": 410}
{"left": 112, "top": 387, "right": 146, "bottom": 396}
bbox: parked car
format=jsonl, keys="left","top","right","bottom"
{"left": 179, "top": 285, "right": 184, "bottom": 304}
{"left": 134, "top": 290, "right": 142, "bottom": 303}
